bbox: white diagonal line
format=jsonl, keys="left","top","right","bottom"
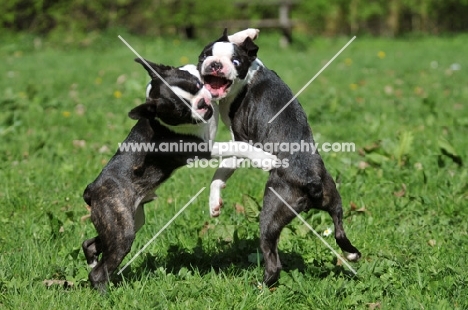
{"left": 117, "top": 187, "right": 206, "bottom": 275}
{"left": 268, "top": 187, "right": 357, "bottom": 275}
{"left": 268, "top": 36, "right": 356, "bottom": 124}
{"left": 118, "top": 35, "right": 207, "bottom": 124}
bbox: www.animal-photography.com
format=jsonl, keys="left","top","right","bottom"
{"left": 1, "top": 1, "right": 467, "bottom": 308}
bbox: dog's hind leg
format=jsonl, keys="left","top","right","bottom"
{"left": 260, "top": 182, "right": 305, "bottom": 286}
{"left": 88, "top": 202, "right": 136, "bottom": 292}
{"left": 82, "top": 236, "right": 102, "bottom": 268}
{"left": 322, "top": 173, "right": 361, "bottom": 261}
{"left": 88, "top": 232, "right": 135, "bottom": 292}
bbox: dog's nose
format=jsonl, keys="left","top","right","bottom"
{"left": 197, "top": 98, "right": 209, "bottom": 110}
{"left": 209, "top": 61, "right": 223, "bottom": 72}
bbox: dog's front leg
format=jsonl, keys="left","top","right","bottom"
{"left": 209, "top": 157, "right": 243, "bottom": 217}
{"left": 209, "top": 142, "right": 277, "bottom": 217}
{"left": 228, "top": 28, "right": 259, "bottom": 45}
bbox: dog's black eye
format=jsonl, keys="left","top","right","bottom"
{"left": 196, "top": 81, "right": 202, "bottom": 90}
{"left": 233, "top": 59, "right": 240, "bottom": 67}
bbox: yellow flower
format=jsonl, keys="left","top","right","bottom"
{"left": 180, "top": 56, "right": 189, "bottom": 65}
{"left": 344, "top": 58, "right": 353, "bottom": 66}
{"left": 113, "top": 90, "right": 122, "bottom": 99}
{"left": 62, "top": 111, "right": 71, "bottom": 118}
{"left": 377, "top": 51, "right": 386, "bottom": 59}
{"left": 349, "top": 83, "right": 358, "bottom": 90}
{"left": 95, "top": 77, "right": 102, "bottom": 85}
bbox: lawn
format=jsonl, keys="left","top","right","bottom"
{"left": 1, "top": 30, "right": 467, "bottom": 309}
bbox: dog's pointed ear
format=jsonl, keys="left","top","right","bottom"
{"left": 240, "top": 37, "right": 259, "bottom": 61}
{"left": 128, "top": 101, "right": 159, "bottom": 120}
{"left": 135, "top": 58, "right": 173, "bottom": 79}
{"left": 215, "top": 28, "right": 230, "bottom": 42}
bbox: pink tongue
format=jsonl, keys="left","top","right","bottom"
{"left": 206, "top": 84, "right": 223, "bottom": 97}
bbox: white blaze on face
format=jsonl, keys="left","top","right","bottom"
{"left": 157, "top": 80, "right": 211, "bottom": 139}
{"left": 203, "top": 42, "right": 237, "bottom": 81}
{"left": 169, "top": 86, "right": 193, "bottom": 103}
{"left": 179, "top": 65, "right": 210, "bottom": 102}
{"left": 174, "top": 66, "right": 213, "bottom": 120}
{"left": 180, "top": 64, "right": 201, "bottom": 80}
{"left": 212, "top": 42, "right": 234, "bottom": 59}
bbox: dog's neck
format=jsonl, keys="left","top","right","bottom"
{"left": 218, "top": 59, "right": 264, "bottom": 127}
{"left": 155, "top": 117, "right": 210, "bottom": 141}
{"left": 225, "top": 59, "right": 263, "bottom": 102}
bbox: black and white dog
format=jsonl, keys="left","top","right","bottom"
{"left": 198, "top": 30, "right": 361, "bottom": 286}
{"left": 81, "top": 29, "right": 277, "bottom": 291}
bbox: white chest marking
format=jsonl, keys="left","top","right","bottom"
{"left": 212, "top": 42, "right": 235, "bottom": 59}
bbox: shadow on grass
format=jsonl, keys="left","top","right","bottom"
{"left": 120, "top": 236, "right": 358, "bottom": 285}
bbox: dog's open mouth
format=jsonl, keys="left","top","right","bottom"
{"left": 203, "top": 75, "right": 232, "bottom": 98}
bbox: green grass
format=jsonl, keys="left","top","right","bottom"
{"left": 1, "top": 30, "right": 467, "bottom": 309}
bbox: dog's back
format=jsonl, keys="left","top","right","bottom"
{"left": 229, "top": 66, "right": 325, "bottom": 195}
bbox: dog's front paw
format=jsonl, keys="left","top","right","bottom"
{"left": 210, "top": 197, "right": 223, "bottom": 217}
{"left": 244, "top": 28, "right": 260, "bottom": 40}
{"left": 209, "top": 180, "right": 225, "bottom": 217}
{"left": 88, "top": 260, "right": 98, "bottom": 268}
{"left": 346, "top": 252, "right": 360, "bottom": 262}
{"left": 228, "top": 28, "right": 260, "bottom": 45}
